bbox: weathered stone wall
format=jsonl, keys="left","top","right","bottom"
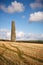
{"left": 11, "top": 21, "right": 16, "bottom": 42}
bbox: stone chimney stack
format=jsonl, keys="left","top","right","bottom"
{"left": 11, "top": 21, "right": 16, "bottom": 42}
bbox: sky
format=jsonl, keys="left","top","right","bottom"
{"left": 0, "top": 0, "right": 43, "bottom": 40}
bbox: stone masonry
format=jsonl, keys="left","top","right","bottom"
{"left": 11, "top": 21, "right": 16, "bottom": 42}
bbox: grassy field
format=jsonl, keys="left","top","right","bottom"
{"left": 0, "top": 41, "right": 43, "bottom": 65}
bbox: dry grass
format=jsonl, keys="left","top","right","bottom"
{"left": 0, "top": 41, "right": 43, "bottom": 65}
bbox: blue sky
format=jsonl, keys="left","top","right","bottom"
{"left": 0, "top": 0, "right": 43, "bottom": 40}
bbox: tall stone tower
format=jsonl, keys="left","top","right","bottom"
{"left": 11, "top": 21, "right": 16, "bottom": 42}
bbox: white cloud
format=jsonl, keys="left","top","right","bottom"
{"left": 29, "top": 11, "right": 43, "bottom": 22}
{"left": 35, "top": 0, "right": 42, "bottom": 2}
{"left": 0, "top": 29, "right": 11, "bottom": 40}
{"left": 16, "top": 31, "right": 43, "bottom": 40}
{"left": 22, "top": 15, "right": 25, "bottom": 19}
{"left": 0, "top": 29, "right": 43, "bottom": 40}
{"left": 30, "top": 0, "right": 43, "bottom": 8}
{"left": 30, "top": 3, "right": 43, "bottom": 8}
{"left": 16, "top": 31, "right": 25, "bottom": 40}
{"left": 27, "top": 33, "right": 43, "bottom": 40}
{"left": 0, "top": 1, "right": 24, "bottom": 13}
{"left": 0, "top": 29, "right": 8, "bottom": 33}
